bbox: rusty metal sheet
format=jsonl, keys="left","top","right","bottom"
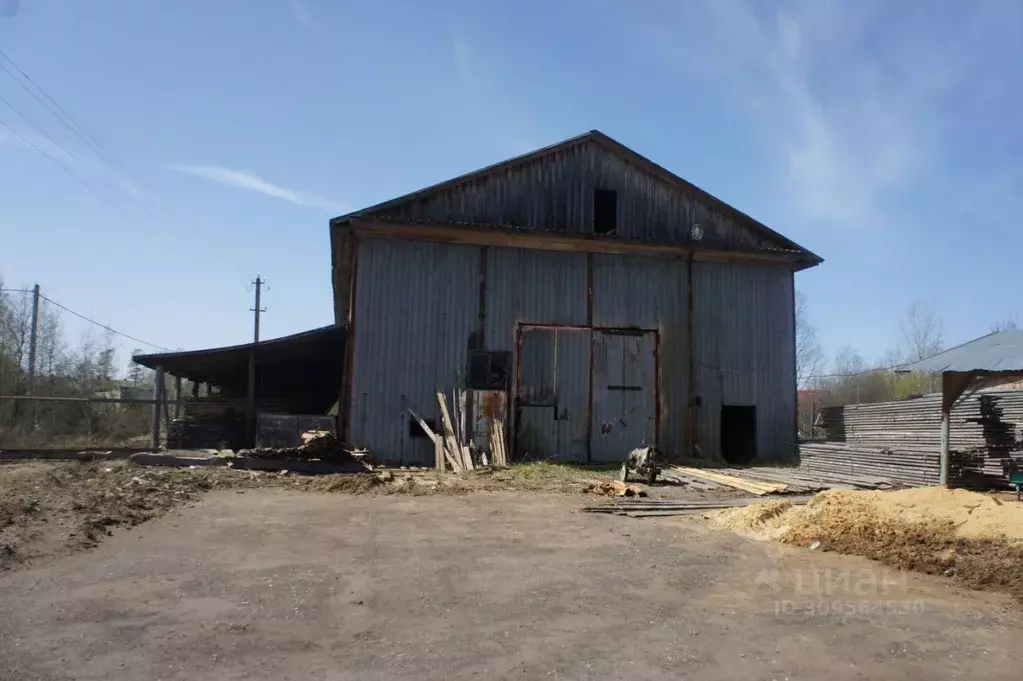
{"left": 471, "top": 389, "right": 507, "bottom": 456}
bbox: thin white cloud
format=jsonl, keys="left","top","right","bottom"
{"left": 286, "top": 0, "right": 313, "bottom": 28}
{"left": 639, "top": 0, "right": 1013, "bottom": 230}
{"left": 165, "top": 164, "right": 349, "bottom": 213}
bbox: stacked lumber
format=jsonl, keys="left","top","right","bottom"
{"left": 669, "top": 466, "right": 790, "bottom": 495}
{"left": 808, "top": 389, "right": 1023, "bottom": 488}
{"left": 799, "top": 443, "right": 939, "bottom": 487}
{"left": 489, "top": 421, "right": 508, "bottom": 467}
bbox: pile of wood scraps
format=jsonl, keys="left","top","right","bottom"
{"left": 583, "top": 496, "right": 812, "bottom": 518}
{"left": 407, "top": 391, "right": 508, "bottom": 473}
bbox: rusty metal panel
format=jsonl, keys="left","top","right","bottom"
{"left": 514, "top": 328, "right": 589, "bottom": 462}
{"left": 692, "top": 262, "right": 795, "bottom": 462}
{"left": 375, "top": 141, "right": 768, "bottom": 248}
{"left": 349, "top": 238, "right": 480, "bottom": 465}
{"left": 470, "top": 389, "right": 507, "bottom": 457}
{"left": 590, "top": 331, "right": 657, "bottom": 461}
{"left": 484, "top": 247, "right": 588, "bottom": 352}
{"left": 591, "top": 254, "right": 688, "bottom": 458}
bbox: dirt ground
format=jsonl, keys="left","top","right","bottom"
{"left": 0, "top": 460, "right": 736, "bottom": 570}
{"left": 1, "top": 488, "right": 1021, "bottom": 680}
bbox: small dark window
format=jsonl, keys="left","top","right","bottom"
{"left": 593, "top": 189, "right": 617, "bottom": 234}
{"left": 409, "top": 417, "right": 438, "bottom": 438}
{"left": 467, "top": 350, "right": 511, "bottom": 390}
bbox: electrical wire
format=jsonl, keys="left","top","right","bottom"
{"left": 0, "top": 91, "right": 164, "bottom": 219}
{"left": 0, "top": 49, "right": 145, "bottom": 189}
{"left": 0, "top": 48, "right": 190, "bottom": 228}
{"left": 39, "top": 294, "right": 170, "bottom": 351}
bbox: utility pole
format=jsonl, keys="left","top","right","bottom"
{"left": 26, "top": 284, "right": 40, "bottom": 396}
{"left": 24, "top": 284, "right": 40, "bottom": 432}
{"left": 247, "top": 276, "right": 267, "bottom": 443}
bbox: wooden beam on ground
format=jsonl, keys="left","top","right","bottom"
{"left": 669, "top": 466, "right": 789, "bottom": 495}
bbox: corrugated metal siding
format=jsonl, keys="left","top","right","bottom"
{"left": 591, "top": 255, "right": 688, "bottom": 458}
{"left": 692, "top": 262, "right": 795, "bottom": 462}
{"left": 376, "top": 142, "right": 768, "bottom": 248}
{"left": 349, "top": 238, "right": 480, "bottom": 465}
{"left": 484, "top": 247, "right": 588, "bottom": 351}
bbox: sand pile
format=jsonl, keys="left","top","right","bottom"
{"left": 710, "top": 487, "right": 1023, "bottom": 601}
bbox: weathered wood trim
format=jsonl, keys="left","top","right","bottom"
{"left": 339, "top": 232, "right": 360, "bottom": 443}
{"left": 346, "top": 219, "right": 810, "bottom": 270}
{"left": 331, "top": 226, "right": 356, "bottom": 324}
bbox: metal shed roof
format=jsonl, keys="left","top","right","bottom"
{"left": 133, "top": 325, "right": 346, "bottom": 413}
{"left": 899, "top": 331, "right": 1023, "bottom": 373}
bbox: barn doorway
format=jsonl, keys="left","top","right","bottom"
{"left": 720, "top": 405, "right": 756, "bottom": 465}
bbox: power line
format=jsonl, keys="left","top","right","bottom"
{"left": 0, "top": 48, "right": 187, "bottom": 228}
{"left": 0, "top": 49, "right": 144, "bottom": 189}
{"left": 39, "top": 294, "right": 170, "bottom": 351}
{"left": 0, "top": 116, "right": 129, "bottom": 211}
{"left": 0, "top": 91, "right": 165, "bottom": 220}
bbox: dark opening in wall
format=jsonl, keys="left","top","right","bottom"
{"left": 721, "top": 405, "right": 757, "bottom": 464}
{"left": 593, "top": 189, "right": 617, "bottom": 234}
{"left": 409, "top": 417, "right": 438, "bottom": 438}
{"left": 467, "top": 350, "right": 511, "bottom": 390}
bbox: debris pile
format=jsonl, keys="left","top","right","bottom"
{"left": 583, "top": 479, "right": 648, "bottom": 497}
{"left": 246, "top": 432, "right": 372, "bottom": 466}
{"left": 407, "top": 391, "right": 508, "bottom": 472}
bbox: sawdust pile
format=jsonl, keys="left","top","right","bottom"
{"left": 710, "top": 487, "right": 1023, "bottom": 601}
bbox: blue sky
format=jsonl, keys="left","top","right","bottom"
{"left": 1, "top": 0, "right": 1020, "bottom": 375}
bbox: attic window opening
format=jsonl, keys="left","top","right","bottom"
{"left": 593, "top": 189, "right": 617, "bottom": 234}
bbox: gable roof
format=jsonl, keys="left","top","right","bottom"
{"left": 331, "top": 130, "right": 821, "bottom": 263}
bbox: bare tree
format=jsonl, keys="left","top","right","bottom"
{"left": 991, "top": 317, "right": 1019, "bottom": 333}
{"left": 795, "top": 291, "right": 824, "bottom": 388}
{"left": 898, "top": 301, "right": 944, "bottom": 362}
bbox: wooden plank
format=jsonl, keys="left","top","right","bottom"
{"left": 407, "top": 406, "right": 448, "bottom": 472}
{"left": 350, "top": 221, "right": 805, "bottom": 269}
{"left": 669, "top": 466, "right": 788, "bottom": 495}
{"left": 436, "top": 392, "right": 465, "bottom": 472}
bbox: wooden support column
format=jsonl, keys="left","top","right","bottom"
{"left": 939, "top": 371, "right": 973, "bottom": 487}
{"left": 151, "top": 367, "right": 165, "bottom": 450}
{"left": 191, "top": 380, "right": 199, "bottom": 398}
{"left": 246, "top": 348, "right": 256, "bottom": 444}
{"left": 174, "top": 376, "right": 183, "bottom": 420}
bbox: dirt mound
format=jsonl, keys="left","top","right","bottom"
{"left": 710, "top": 487, "right": 1023, "bottom": 601}
{"left": 0, "top": 461, "right": 217, "bottom": 569}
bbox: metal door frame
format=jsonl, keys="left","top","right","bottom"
{"left": 513, "top": 323, "right": 660, "bottom": 463}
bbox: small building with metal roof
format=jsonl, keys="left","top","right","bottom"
{"left": 899, "top": 330, "right": 1023, "bottom": 484}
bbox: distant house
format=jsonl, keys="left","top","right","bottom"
{"left": 92, "top": 381, "right": 155, "bottom": 403}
